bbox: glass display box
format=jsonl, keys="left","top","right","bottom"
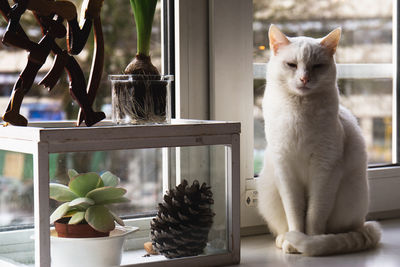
{"left": 0, "top": 119, "right": 240, "bottom": 267}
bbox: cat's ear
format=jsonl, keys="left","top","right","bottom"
{"left": 269, "top": 24, "right": 290, "bottom": 55}
{"left": 320, "top": 28, "right": 341, "bottom": 55}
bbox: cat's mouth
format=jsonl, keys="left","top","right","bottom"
{"left": 296, "top": 85, "right": 311, "bottom": 93}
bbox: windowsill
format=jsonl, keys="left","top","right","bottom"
{"left": 3, "top": 219, "right": 399, "bottom": 266}
{"left": 0, "top": 241, "right": 228, "bottom": 266}
{"left": 233, "top": 218, "right": 400, "bottom": 267}
{"left": 121, "top": 249, "right": 166, "bottom": 265}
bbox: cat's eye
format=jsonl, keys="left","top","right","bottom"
{"left": 313, "top": 64, "right": 324, "bottom": 69}
{"left": 286, "top": 62, "right": 297, "bottom": 69}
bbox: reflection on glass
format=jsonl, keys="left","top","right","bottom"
{"left": 50, "top": 149, "right": 164, "bottom": 218}
{"left": 0, "top": 2, "right": 162, "bottom": 122}
{"left": 0, "top": 150, "right": 34, "bottom": 266}
{"left": 253, "top": 0, "right": 393, "bottom": 175}
{"left": 173, "top": 145, "right": 228, "bottom": 255}
{"left": 0, "top": 144, "right": 230, "bottom": 265}
{"left": 0, "top": 150, "right": 34, "bottom": 229}
{"left": 49, "top": 145, "right": 228, "bottom": 264}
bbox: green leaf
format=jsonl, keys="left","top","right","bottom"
{"left": 50, "top": 184, "right": 78, "bottom": 202}
{"left": 100, "top": 171, "right": 119, "bottom": 187}
{"left": 69, "top": 197, "right": 95, "bottom": 208}
{"left": 50, "top": 202, "right": 70, "bottom": 223}
{"left": 96, "top": 197, "right": 130, "bottom": 205}
{"left": 69, "top": 173, "right": 104, "bottom": 197}
{"left": 86, "top": 187, "right": 126, "bottom": 203}
{"left": 129, "top": 0, "right": 157, "bottom": 55}
{"left": 65, "top": 210, "right": 79, "bottom": 217}
{"left": 68, "top": 211, "right": 85, "bottom": 224}
{"left": 110, "top": 211, "right": 125, "bottom": 226}
{"left": 68, "top": 169, "right": 79, "bottom": 180}
{"left": 85, "top": 205, "right": 115, "bottom": 233}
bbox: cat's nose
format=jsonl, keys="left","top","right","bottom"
{"left": 300, "top": 76, "right": 309, "bottom": 85}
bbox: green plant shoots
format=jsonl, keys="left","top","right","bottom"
{"left": 129, "top": 0, "right": 157, "bottom": 56}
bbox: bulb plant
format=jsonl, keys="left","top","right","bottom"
{"left": 50, "top": 169, "right": 128, "bottom": 234}
{"left": 125, "top": 0, "right": 159, "bottom": 75}
{"left": 112, "top": 0, "right": 170, "bottom": 124}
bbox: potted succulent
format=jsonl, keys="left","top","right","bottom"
{"left": 49, "top": 170, "right": 138, "bottom": 267}
{"left": 110, "top": 0, "right": 173, "bottom": 125}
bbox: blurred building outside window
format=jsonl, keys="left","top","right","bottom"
{"left": 253, "top": 0, "right": 393, "bottom": 175}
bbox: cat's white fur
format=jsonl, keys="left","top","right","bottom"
{"left": 257, "top": 25, "right": 381, "bottom": 256}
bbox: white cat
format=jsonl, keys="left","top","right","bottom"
{"left": 257, "top": 25, "right": 381, "bottom": 256}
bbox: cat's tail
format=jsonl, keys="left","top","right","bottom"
{"left": 285, "top": 221, "right": 381, "bottom": 256}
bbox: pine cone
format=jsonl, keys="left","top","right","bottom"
{"left": 150, "top": 179, "right": 215, "bottom": 258}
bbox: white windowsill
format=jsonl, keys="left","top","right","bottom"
{"left": 232, "top": 218, "right": 400, "bottom": 267}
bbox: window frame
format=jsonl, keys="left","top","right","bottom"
{"left": 207, "top": 0, "right": 400, "bottom": 230}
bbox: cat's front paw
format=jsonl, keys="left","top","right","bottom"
{"left": 275, "top": 234, "right": 285, "bottom": 249}
{"left": 282, "top": 240, "right": 300, "bottom": 254}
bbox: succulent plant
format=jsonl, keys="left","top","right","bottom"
{"left": 49, "top": 170, "right": 129, "bottom": 233}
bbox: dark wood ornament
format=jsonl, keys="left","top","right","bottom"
{"left": 0, "top": 0, "right": 105, "bottom": 127}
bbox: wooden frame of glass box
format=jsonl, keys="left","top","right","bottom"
{"left": 0, "top": 119, "right": 240, "bottom": 267}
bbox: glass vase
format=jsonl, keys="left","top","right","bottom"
{"left": 110, "top": 75, "right": 173, "bottom": 124}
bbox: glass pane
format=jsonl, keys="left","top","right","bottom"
{"left": 47, "top": 145, "right": 228, "bottom": 265}
{"left": 0, "top": 150, "right": 34, "bottom": 266}
{"left": 120, "top": 145, "right": 228, "bottom": 265}
{"left": 49, "top": 149, "right": 164, "bottom": 217}
{"left": 0, "top": 150, "right": 34, "bottom": 229}
{"left": 339, "top": 78, "right": 393, "bottom": 164}
{"left": 0, "top": 1, "right": 162, "bottom": 122}
{"left": 0, "top": 143, "right": 231, "bottom": 266}
{"left": 253, "top": 0, "right": 393, "bottom": 174}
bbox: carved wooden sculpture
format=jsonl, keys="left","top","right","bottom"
{"left": 77, "top": 0, "right": 104, "bottom": 126}
{"left": 0, "top": 0, "right": 105, "bottom": 127}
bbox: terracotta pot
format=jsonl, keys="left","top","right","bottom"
{"left": 54, "top": 218, "right": 109, "bottom": 238}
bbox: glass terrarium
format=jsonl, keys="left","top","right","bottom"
{"left": 0, "top": 119, "right": 240, "bottom": 267}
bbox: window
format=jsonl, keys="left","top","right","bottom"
{"left": 253, "top": 0, "right": 394, "bottom": 173}
{"left": 251, "top": 0, "right": 400, "bottom": 223}
{"left": 1, "top": 0, "right": 398, "bottom": 259}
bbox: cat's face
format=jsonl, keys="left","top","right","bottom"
{"left": 268, "top": 25, "right": 341, "bottom": 96}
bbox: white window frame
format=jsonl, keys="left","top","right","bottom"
{"left": 175, "top": 0, "right": 256, "bottom": 228}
